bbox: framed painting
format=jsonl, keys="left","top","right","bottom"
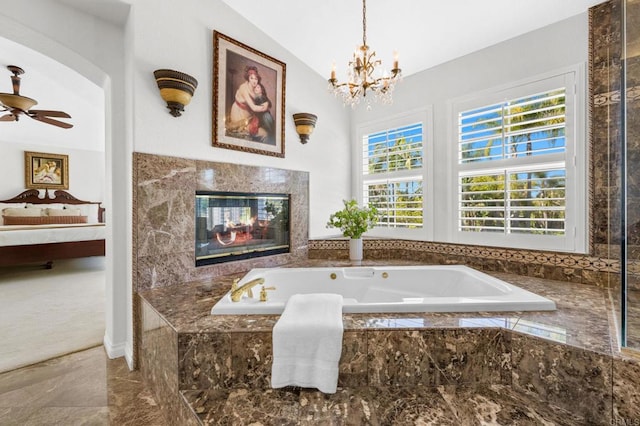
{"left": 213, "top": 31, "right": 286, "bottom": 158}
{"left": 25, "top": 151, "right": 69, "bottom": 190}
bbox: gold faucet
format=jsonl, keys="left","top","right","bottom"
{"left": 259, "top": 286, "right": 276, "bottom": 302}
{"left": 230, "top": 277, "right": 265, "bottom": 302}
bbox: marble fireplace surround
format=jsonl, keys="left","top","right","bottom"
{"left": 132, "top": 152, "right": 310, "bottom": 293}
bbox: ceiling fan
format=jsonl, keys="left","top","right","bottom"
{"left": 0, "top": 65, "right": 73, "bottom": 129}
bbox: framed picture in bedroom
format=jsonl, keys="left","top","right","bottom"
{"left": 213, "top": 30, "right": 286, "bottom": 158}
{"left": 24, "top": 151, "right": 69, "bottom": 190}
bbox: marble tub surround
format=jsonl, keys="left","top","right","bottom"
{"left": 138, "top": 260, "right": 640, "bottom": 424}
{"left": 139, "top": 259, "right": 612, "bottom": 353}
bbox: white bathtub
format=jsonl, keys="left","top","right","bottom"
{"left": 210, "top": 265, "right": 556, "bottom": 315}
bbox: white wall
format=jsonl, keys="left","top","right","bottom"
{"left": 0, "top": 141, "right": 104, "bottom": 202}
{"left": 351, "top": 13, "right": 589, "bottom": 243}
{"left": 127, "top": 0, "right": 351, "bottom": 238}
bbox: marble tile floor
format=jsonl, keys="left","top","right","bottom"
{"left": 0, "top": 345, "right": 166, "bottom": 426}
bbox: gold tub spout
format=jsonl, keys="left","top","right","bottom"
{"left": 230, "top": 277, "right": 265, "bottom": 302}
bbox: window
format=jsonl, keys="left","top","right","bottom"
{"left": 357, "top": 109, "right": 431, "bottom": 239}
{"left": 452, "top": 69, "right": 586, "bottom": 252}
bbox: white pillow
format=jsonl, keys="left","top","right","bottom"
{"left": 2, "top": 207, "right": 44, "bottom": 217}
{"left": 62, "top": 203, "right": 100, "bottom": 224}
{"left": 0, "top": 202, "right": 26, "bottom": 225}
{"left": 47, "top": 207, "right": 81, "bottom": 216}
{"left": 27, "top": 203, "right": 66, "bottom": 210}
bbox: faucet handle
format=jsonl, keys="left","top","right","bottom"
{"left": 231, "top": 278, "right": 239, "bottom": 292}
{"left": 259, "top": 286, "right": 276, "bottom": 302}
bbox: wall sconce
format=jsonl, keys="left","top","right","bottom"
{"left": 292, "top": 113, "right": 318, "bottom": 144}
{"left": 153, "top": 69, "right": 198, "bottom": 117}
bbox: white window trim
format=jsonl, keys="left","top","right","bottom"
{"left": 447, "top": 64, "right": 587, "bottom": 253}
{"left": 353, "top": 107, "right": 434, "bottom": 241}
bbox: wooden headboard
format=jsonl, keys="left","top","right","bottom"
{"left": 0, "top": 189, "right": 105, "bottom": 223}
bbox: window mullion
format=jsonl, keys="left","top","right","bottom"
{"left": 505, "top": 170, "right": 510, "bottom": 235}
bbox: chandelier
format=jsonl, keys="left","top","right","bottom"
{"left": 328, "top": 0, "right": 402, "bottom": 107}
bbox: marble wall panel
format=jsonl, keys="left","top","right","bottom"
{"left": 591, "top": 0, "right": 623, "bottom": 257}
{"left": 136, "top": 188, "right": 194, "bottom": 258}
{"left": 338, "top": 331, "right": 368, "bottom": 387}
{"left": 366, "top": 329, "right": 511, "bottom": 388}
{"left": 136, "top": 251, "right": 195, "bottom": 291}
{"left": 613, "top": 354, "right": 640, "bottom": 422}
{"left": 228, "top": 331, "right": 273, "bottom": 389}
{"left": 511, "top": 332, "right": 612, "bottom": 425}
{"left": 139, "top": 298, "right": 183, "bottom": 425}
{"left": 178, "top": 332, "right": 232, "bottom": 390}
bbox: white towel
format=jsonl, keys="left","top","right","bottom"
{"left": 271, "top": 293, "right": 344, "bottom": 394}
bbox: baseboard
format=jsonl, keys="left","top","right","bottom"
{"left": 103, "top": 333, "right": 126, "bottom": 359}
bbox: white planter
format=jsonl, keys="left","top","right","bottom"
{"left": 349, "top": 238, "right": 363, "bottom": 261}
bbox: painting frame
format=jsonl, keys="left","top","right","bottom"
{"left": 25, "top": 151, "right": 69, "bottom": 190}
{"left": 213, "top": 30, "right": 286, "bottom": 158}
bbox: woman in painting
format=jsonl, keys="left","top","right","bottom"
{"left": 227, "top": 65, "right": 270, "bottom": 143}
{"left": 252, "top": 82, "right": 275, "bottom": 145}
{"left": 33, "top": 161, "right": 61, "bottom": 184}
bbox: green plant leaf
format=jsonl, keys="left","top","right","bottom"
{"left": 326, "top": 199, "right": 378, "bottom": 239}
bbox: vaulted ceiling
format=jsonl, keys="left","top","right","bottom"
{"left": 0, "top": 0, "right": 605, "bottom": 152}
{"left": 220, "top": 0, "right": 605, "bottom": 79}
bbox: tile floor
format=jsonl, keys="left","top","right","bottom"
{"left": 0, "top": 345, "right": 165, "bottom": 426}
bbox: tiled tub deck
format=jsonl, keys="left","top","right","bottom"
{"left": 138, "top": 260, "right": 640, "bottom": 425}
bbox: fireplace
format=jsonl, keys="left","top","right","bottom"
{"left": 195, "top": 191, "right": 290, "bottom": 266}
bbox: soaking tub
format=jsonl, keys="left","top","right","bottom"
{"left": 210, "top": 265, "right": 556, "bottom": 315}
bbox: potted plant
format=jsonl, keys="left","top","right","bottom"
{"left": 326, "top": 199, "right": 378, "bottom": 261}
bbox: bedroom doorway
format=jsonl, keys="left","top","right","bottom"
{"left": 0, "top": 34, "right": 108, "bottom": 372}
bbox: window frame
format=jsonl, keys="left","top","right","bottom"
{"left": 448, "top": 66, "right": 587, "bottom": 253}
{"left": 354, "top": 108, "right": 433, "bottom": 241}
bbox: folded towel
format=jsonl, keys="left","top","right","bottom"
{"left": 271, "top": 293, "right": 344, "bottom": 394}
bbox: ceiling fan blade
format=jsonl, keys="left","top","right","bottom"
{"left": 29, "top": 114, "right": 73, "bottom": 129}
{"left": 29, "top": 109, "right": 71, "bottom": 119}
{"left": 0, "top": 114, "right": 16, "bottom": 122}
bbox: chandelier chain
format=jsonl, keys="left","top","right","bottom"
{"left": 362, "top": 0, "right": 367, "bottom": 47}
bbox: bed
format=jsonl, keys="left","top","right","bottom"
{"left": 0, "top": 189, "right": 105, "bottom": 268}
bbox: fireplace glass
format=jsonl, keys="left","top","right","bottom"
{"left": 195, "top": 191, "right": 290, "bottom": 266}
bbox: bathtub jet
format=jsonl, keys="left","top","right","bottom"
{"left": 210, "top": 265, "right": 556, "bottom": 315}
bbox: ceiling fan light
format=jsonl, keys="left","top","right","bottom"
{"left": 0, "top": 93, "right": 37, "bottom": 112}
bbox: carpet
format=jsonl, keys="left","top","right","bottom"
{"left": 0, "top": 257, "right": 105, "bottom": 373}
